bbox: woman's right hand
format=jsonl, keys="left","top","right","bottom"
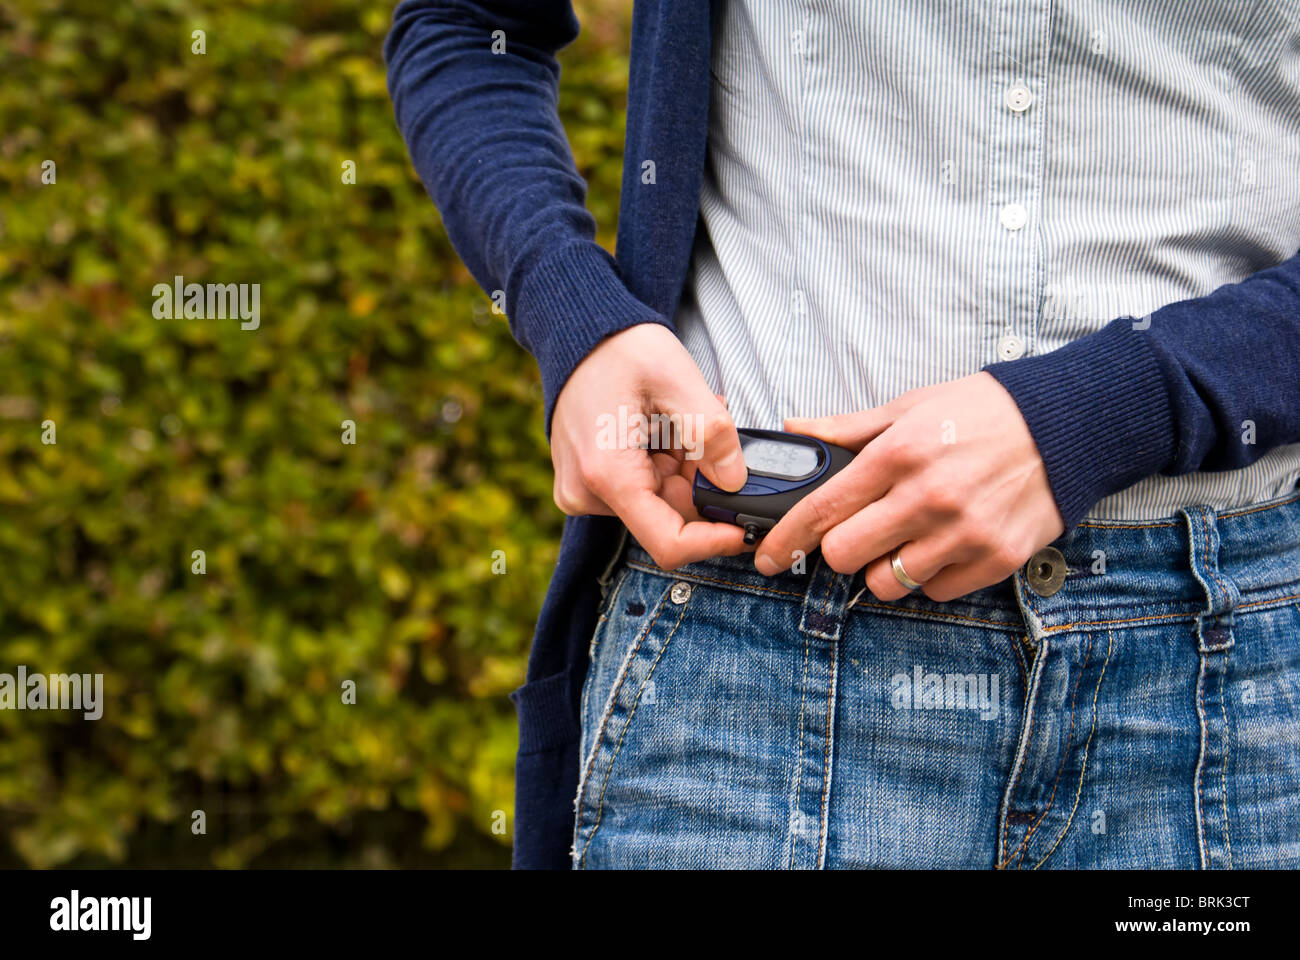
{"left": 549, "top": 323, "right": 753, "bottom": 570}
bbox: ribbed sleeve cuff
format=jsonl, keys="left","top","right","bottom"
{"left": 511, "top": 241, "right": 674, "bottom": 436}
{"left": 981, "top": 316, "right": 1178, "bottom": 531}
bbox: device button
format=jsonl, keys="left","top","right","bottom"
{"left": 735, "top": 514, "right": 775, "bottom": 547}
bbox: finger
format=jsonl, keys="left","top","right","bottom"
{"left": 658, "top": 471, "right": 705, "bottom": 522}
{"left": 625, "top": 488, "right": 753, "bottom": 568}
{"left": 784, "top": 385, "right": 934, "bottom": 450}
{"left": 816, "top": 471, "right": 979, "bottom": 575}
{"left": 551, "top": 440, "right": 616, "bottom": 515}
{"left": 862, "top": 534, "right": 979, "bottom": 602}
{"left": 817, "top": 494, "right": 921, "bottom": 575}
{"left": 783, "top": 410, "right": 891, "bottom": 452}
{"left": 659, "top": 383, "right": 747, "bottom": 492}
{"left": 659, "top": 472, "right": 758, "bottom": 543}
{"left": 651, "top": 451, "right": 683, "bottom": 483}
{"left": 599, "top": 467, "right": 751, "bottom": 568}
{"left": 785, "top": 399, "right": 906, "bottom": 453}
{"left": 553, "top": 472, "right": 615, "bottom": 516}
{"left": 907, "top": 555, "right": 1018, "bottom": 603}
{"left": 646, "top": 415, "right": 687, "bottom": 456}
{"left": 753, "top": 448, "right": 895, "bottom": 574}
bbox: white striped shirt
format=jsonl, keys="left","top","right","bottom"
{"left": 675, "top": 0, "right": 1300, "bottom": 520}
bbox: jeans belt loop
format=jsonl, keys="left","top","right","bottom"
{"left": 798, "top": 552, "right": 854, "bottom": 641}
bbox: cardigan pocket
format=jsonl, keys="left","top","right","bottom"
{"left": 511, "top": 668, "right": 580, "bottom": 756}
{"left": 510, "top": 668, "right": 585, "bottom": 868}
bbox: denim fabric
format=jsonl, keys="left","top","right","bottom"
{"left": 572, "top": 487, "right": 1300, "bottom": 869}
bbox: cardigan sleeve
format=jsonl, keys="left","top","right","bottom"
{"left": 983, "top": 249, "right": 1300, "bottom": 531}
{"left": 385, "top": 0, "right": 672, "bottom": 434}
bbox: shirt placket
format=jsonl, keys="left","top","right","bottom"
{"left": 780, "top": 3, "right": 814, "bottom": 422}
{"left": 984, "top": 0, "right": 1051, "bottom": 365}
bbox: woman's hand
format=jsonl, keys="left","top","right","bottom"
{"left": 550, "top": 323, "right": 753, "bottom": 570}
{"left": 756, "top": 372, "right": 1066, "bottom": 601}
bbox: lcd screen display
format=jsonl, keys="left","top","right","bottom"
{"left": 740, "top": 438, "right": 819, "bottom": 478}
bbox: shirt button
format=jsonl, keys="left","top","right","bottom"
{"left": 999, "top": 203, "right": 1028, "bottom": 231}
{"left": 997, "top": 334, "right": 1025, "bottom": 360}
{"left": 1004, "top": 85, "right": 1034, "bottom": 113}
{"left": 1024, "top": 546, "right": 1068, "bottom": 597}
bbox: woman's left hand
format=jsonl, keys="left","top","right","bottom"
{"left": 756, "top": 372, "right": 1066, "bottom": 602}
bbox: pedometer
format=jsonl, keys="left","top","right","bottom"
{"left": 692, "top": 428, "right": 857, "bottom": 544}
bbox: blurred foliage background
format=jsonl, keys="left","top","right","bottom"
{"left": 0, "top": 0, "right": 629, "bottom": 867}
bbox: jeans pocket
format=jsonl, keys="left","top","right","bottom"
{"left": 573, "top": 571, "right": 692, "bottom": 867}
{"left": 1215, "top": 597, "right": 1300, "bottom": 867}
{"left": 580, "top": 565, "right": 631, "bottom": 758}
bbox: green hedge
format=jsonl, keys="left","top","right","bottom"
{"left": 0, "top": 0, "right": 630, "bottom": 867}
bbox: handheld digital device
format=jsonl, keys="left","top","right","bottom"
{"left": 692, "top": 428, "right": 856, "bottom": 544}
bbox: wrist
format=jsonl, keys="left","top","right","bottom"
{"left": 981, "top": 317, "right": 1177, "bottom": 531}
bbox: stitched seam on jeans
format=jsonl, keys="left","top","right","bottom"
{"left": 817, "top": 634, "right": 839, "bottom": 868}
{"left": 602, "top": 565, "right": 632, "bottom": 618}
{"left": 1043, "top": 610, "right": 1192, "bottom": 632}
{"left": 1219, "top": 665, "right": 1233, "bottom": 869}
{"left": 1193, "top": 511, "right": 1235, "bottom": 870}
{"left": 574, "top": 584, "right": 670, "bottom": 859}
{"left": 624, "top": 561, "right": 805, "bottom": 598}
{"left": 1238, "top": 591, "right": 1300, "bottom": 611}
{"left": 1010, "top": 632, "right": 1096, "bottom": 867}
{"left": 1011, "top": 633, "right": 1030, "bottom": 685}
{"left": 1038, "top": 592, "right": 1300, "bottom": 633}
{"left": 849, "top": 598, "right": 1020, "bottom": 629}
{"left": 788, "top": 629, "right": 813, "bottom": 870}
{"left": 622, "top": 568, "right": 1022, "bottom": 628}
{"left": 578, "top": 597, "right": 687, "bottom": 869}
{"left": 582, "top": 568, "right": 633, "bottom": 756}
{"left": 1001, "top": 635, "right": 1051, "bottom": 862}
{"left": 590, "top": 567, "right": 631, "bottom": 659}
{"left": 1003, "top": 632, "right": 1095, "bottom": 869}
{"left": 1193, "top": 640, "right": 1212, "bottom": 868}
{"left": 1198, "top": 509, "right": 1234, "bottom": 617}
{"left": 1034, "top": 628, "right": 1114, "bottom": 868}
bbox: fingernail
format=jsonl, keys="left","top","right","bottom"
{"left": 755, "top": 554, "right": 778, "bottom": 576}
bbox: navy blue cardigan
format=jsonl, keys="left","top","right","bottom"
{"left": 385, "top": 0, "right": 1300, "bottom": 868}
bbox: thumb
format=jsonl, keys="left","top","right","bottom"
{"left": 659, "top": 380, "right": 747, "bottom": 493}
{"left": 786, "top": 406, "right": 897, "bottom": 451}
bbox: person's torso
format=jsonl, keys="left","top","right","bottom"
{"left": 675, "top": 0, "right": 1300, "bottom": 519}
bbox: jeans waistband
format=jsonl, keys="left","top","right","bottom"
{"left": 618, "top": 486, "right": 1300, "bottom": 637}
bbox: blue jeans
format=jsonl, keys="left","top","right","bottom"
{"left": 572, "top": 488, "right": 1300, "bottom": 868}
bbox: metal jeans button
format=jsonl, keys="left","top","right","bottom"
{"left": 1024, "top": 546, "right": 1067, "bottom": 597}
{"left": 670, "top": 581, "right": 692, "bottom": 604}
